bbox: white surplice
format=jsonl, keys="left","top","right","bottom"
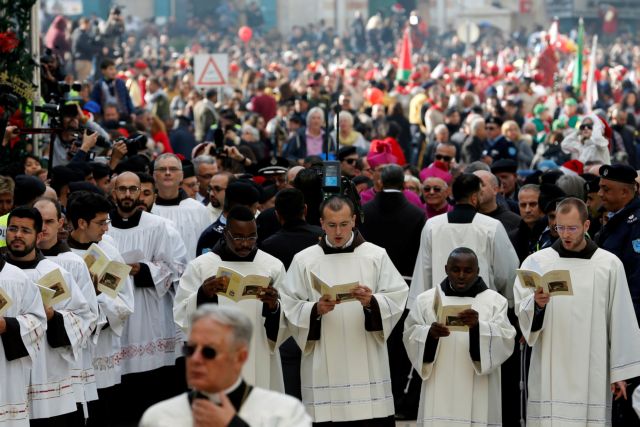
{"left": 106, "top": 211, "right": 184, "bottom": 375}
{"left": 174, "top": 250, "right": 289, "bottom": 392}
{"left": 139, "top": 387, "right": 312, "bottom": 427}
{"left": 281, "top": 243, "right": 408, "bottom": 423}
{"left": 404, "top": 286, "right": 515, "bottom": 427}
{"left": 152, "top": 198, "right": 211, "bottom": 262}
{"left": 18, "top": 258, "right": 95, "bottom": 419}
{"left": 515, "top": 247, "right": 640, "bottom": 426}
{"left": 69, "top": 239, "right": 135, "bottom": 389}
{"left": 0, "top": 263, "right": 46, "bottom": 427}
{"left": 45, "top": 250, "right": 99, "bottom": 404}
{"left": 409, "top": 212, "right": 519, "bottom": 309}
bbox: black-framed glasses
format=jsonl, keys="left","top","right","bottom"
{"left": 225, "top": 231, "right": 258, "bottom": 242}
{"left": 115, "top": 185, "right": 140, "bottom": 194}
{"left": 183, "top": 343, "right": 217, "bottom": 360}
{"left": 208, "top": 185, "right": 227, "bottom": 193}
{"left": 435, "top": 154, "right": 452, "bottom": 162}
{"left": 579, "top": 124, "right": 593, "bottom": 130}
{"left": 424, "top": 186, "right": 443, "bottom": 193}
{"left": 343, "top": 158, "right": 357, "bottom": 165}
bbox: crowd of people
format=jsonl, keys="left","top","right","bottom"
{"left": 1, "top": 3, "right": 640, "bottom": 427}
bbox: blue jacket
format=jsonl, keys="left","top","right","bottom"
{"left": 596, "top": 197, "right": 640, "bottom": 322}
{"left": 90, "top": 78, "right": 134, "bottom": 117}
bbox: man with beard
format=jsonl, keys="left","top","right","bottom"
{"left": 175, "top": 206, "right": 288, "bottom": 392}
{"left": 33, "top": 197, "right": 100, "bottom": 420}
{"left": 206, "top": 172, "right": 236, "bottom": 223}
{"left": 4, "top": 207, "right": 94, "bottom": 426}
{"left": 152, "top": 153, "right": 211, "bottom": 262}
{"left": 404, "top": 248, "right": 515, "bottom": 426}
{"left": 106, "top": 172, "right": 185, "bottom": 423}
{"left": 65, "top": 191, "right": 135, "bottom": 427}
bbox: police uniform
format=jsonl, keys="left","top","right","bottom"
{"left": 594, "top": 164, "right": 640, "bottom": 427}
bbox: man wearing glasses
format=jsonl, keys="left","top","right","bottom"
{"left": 152, "top": 153, "right": 211, "bottom": 262}
{"left": 206, "top": 172, "right": 237, "bottom": 223}
{"left": 514, "top": 197, "right": 640, "bottom": 426}
{"left": 175, "top": 205, "right": 288, "bottom": 393}
{"left": 141, "top": 304, "right": 311, "bottom": 426}
{"left": 106, "top": 171, "right": 186, "bottom": 423}
{"left": 338, "top": 146, "right": 359, "bottom": 179}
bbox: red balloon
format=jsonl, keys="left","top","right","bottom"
{"left": 365, "top": 87, "right": 384, "bottom": 105}
{"left": 238, "top": 26, "right": 253, "bottom": 43}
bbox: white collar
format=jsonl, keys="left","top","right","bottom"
{"left": 200, "top": 377, "right": 243, "bottom": 403}
{"left": 325, "top": 231, "right": 354, "bottom": 249}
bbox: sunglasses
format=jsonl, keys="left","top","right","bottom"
{"left": 579, "top": 124, "right": 593, "bottom": 130}
{"left": 343, "top": 158, "right": 357, "bottom": 165}
{"left": 435, "top": 154, "right": 452, "bottom": 162}
{"left": 183, "top": 343, "right": 217, "bottom": 360}
{"left": 423, "top": 186, "right": 443, "bottom": 193}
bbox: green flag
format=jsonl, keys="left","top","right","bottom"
{"left": 572, "top": 18, "right": 584, "bottom": 96}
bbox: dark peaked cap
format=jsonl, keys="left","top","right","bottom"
{"left": 599, "top": 164, "right": 638, "bottom": 185}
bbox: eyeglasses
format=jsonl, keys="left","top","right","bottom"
{"left": 208, "top": 185, "right": 226, "bottom": 193}
{"left": 183, "top": 343, "right": 217, "bottom": 360}
{"left": 579, "top": 124, "right": 593, "bottom": 130}
{"left": 6, "top": 226, "right": 35, "bottom": 235}
{"left": 423, "top": 186, "right": 443, "bottom": 193}
{"left": 115, "top": 185, "right": 140, "bottom": 194}
{"left": 198, "top": 174, "right": 215, "bottom": 180}
{"left": 183, "top": 182, "right": 199, "bottom": 189}
{"left": 343, "top": 158, "right": 357, "bottom": 165}
{"left": 154, "top": 166, "right": 181, "bottom": 174}
{"left": 91, "top": 219, "right": 111, "bottom": 227}
{"left": 486, "top": 126, "right": 498, "bottom": 131}
{"left": 225, "top": 231, "right": 258, "bottom": 242}
{"left": 435, "top": 154, "right": 453, "bottom": 162}
{"left": 554, "top": 225, "right": 581, "bottom": 234}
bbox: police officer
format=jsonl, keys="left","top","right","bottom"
{"left": 595, "top": 163, "right": 640, "bottom": 427}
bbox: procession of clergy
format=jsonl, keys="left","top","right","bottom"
{"left": 2, "top": 153, "right": 640, "bottom": 427}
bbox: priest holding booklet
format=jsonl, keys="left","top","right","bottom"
{"left": 403, "top": 247, "right": 516, "bottom": 427}
{"left": 281, "top": 195, "right": 408, "bottom": 426}
{"left": 175, "top": 205, "right": 289, "bottom": 393}
{"left": 514, "top": 197, "right": 640, "bottom": 426}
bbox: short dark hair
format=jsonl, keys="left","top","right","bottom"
{"left": 226, "top": 205, "right": 255, "bottom": 223}
{"left": 556, "top": 197, "right": 589, "bottom": 223}
{"left": 320, "top": 195, "right": 354, "bottom": 218}
{"left": 100, "top": 58, "right": 115, "bottom": 70}
{"left": 452, "top": 174, "right": 481, "bottom": 203}
{"left": 275, "top": 188, "right": 305, "bottom": 223}
{"left": 380, "top": 164, "right": 404, "bottom": 190}
{"left": 8, "top": 206, "right": 43, "bottom": 234}
{"left": 136, "top": 172, "right": 155, "bottom": 186}
{"left": 447, "top": 247, "right": 478, "bottom": 263}
{"left": 66, "top": 192, "right": 113, "bottom": 229}
{"left": 205, "top": 89, "right": 218, "bottom": 100}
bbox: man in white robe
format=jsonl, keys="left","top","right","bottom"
{"left": 4, "top": 207, "right": 95, "bottom": 426}
{"left": 34, "top": 197, "right": 100, "bottom": 416}
{"left": 105, "top": 172, "right": 185, "bottom": 422}
{"left": 515, "top": 198, "right": 640, "bottom": 426}
{"left": 281, "top": 196, "right": 408, "bottom": 426}
{"left": 175, "top": 205, "right": 288, "bottom": 392}
{"left": 410, "top": 173, "right": 519, "bottom": 309}
{"left": 141, "top": 304, "right": 311, "bottom": 427}
{"left": 404, "top": 247, "right": 515, "bottom": 427}
{"left": 65, "top": 191, "right": 135, "bottom": 427}
{"left": 0, "top": 257, "right": 46, "bottom": 427}
{"left": 151, "top": 153, "right": 211, "bottom": 261}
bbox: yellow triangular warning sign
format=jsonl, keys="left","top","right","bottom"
{"left": 197, "top": 57, "right": 226, "bottom": 86}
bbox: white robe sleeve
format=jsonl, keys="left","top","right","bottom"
{"left": 371, "top": 251, "right": 409, "bottom": 344}
{"left": 474, "top": 294, "right": 516, "bottom": 375}
{"left": 268, "top": 262, "right": 290, "bottom": 353}
{"left": 53, "top": 270, "right": 97, "bottom": 363}
{"left": 14, "top": 280, "right": 47, "bottom": 360}
{"left": 403, "top": 290, "right": 439, "bottom": 380}
{"left": 98, "top": 250, "right": 134, "bottom": 338}
{"left": 490, "top": 223, "right": 519, "bottom": 308}
{"left": 408, "top": 221, "right": 433, "bottom": 310}
{"left": 607, "top": 257, "right": 640, "bottom": 383}
{"left": 68, "top": 259, "right": 100, "bottom": 342}
{"left": 174, "top": 260, "right": 203, "bottom": 333}
{"left": 514, "top": 257, "right": 544, "bottom": 346}
{"left": 280, "top": 256, "right": 317, "bottom": 355}
{"left": 145, "top": 227, "right": 180, "bottom": 298}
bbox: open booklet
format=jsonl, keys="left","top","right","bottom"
{"left": 38, "top": 269, "right": 71, "bottom": 307}
{"left": 0, "top": 287, "right": 12, "bottom": 316}
{"left": 84, "top": 244, "right": 132, "bottom": 298}
{"left": 215, "top": 266, "right": 271, "bottom": 302}
{"left": 310, "top": 271, "right": 359, "bottom": 303}
{"left": 517, "top": 269, "right": 573, "bottom": 296}
{"left": 433, "top": 288, "right": 472, "bottom": 332}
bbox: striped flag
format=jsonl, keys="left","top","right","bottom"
{"left": 396, "top": 29, "right": 412, "bottom": 81}
{"left": 572, "top": 18, "right": 584, "bottom": 96}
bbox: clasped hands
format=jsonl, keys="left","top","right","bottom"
{"left": 428, "top": 309, "right": 479, "bottom": 339}
{"left": 201, "top": 276, "right": 279, "bottom": 311}
{"left": 316, "top": 285, "right": 373, "bottom": 316}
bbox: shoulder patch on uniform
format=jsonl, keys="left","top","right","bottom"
{"left": 633, "top": 239, "right": 640, "bottom": 253}
{"left": 628, "top": 214, "right": 638, "bottom": 224}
